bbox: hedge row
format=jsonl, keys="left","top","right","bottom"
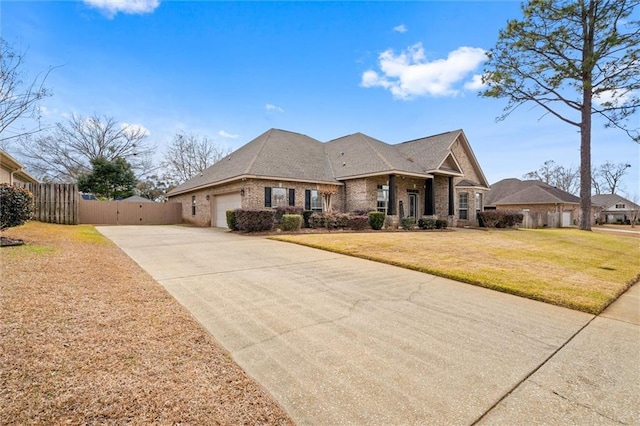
{"left": 477, "top": 211, "right": 523, "bottom": 228}
{"left": 417, "top": 218, "right": 448, "bottom": 230}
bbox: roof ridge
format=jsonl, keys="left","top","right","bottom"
{"left": 360, "top": 133, "right": 394, "bottom": 170}
{"left": 243, "top": 129, "right": 272, "bottom": 174}
{"left": 398, "top": 129, "right": 460, "bottom": 145}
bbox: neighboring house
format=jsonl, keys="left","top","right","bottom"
{"left": 592, "top": 194, "right": 640, "bottom": 224}
{"left": 121, "top": 195, "right": 154, "bottom": 203}
{"left": 167, "top": 128, "right": 490, "bottom": 228}
{"left": 484, "top": 178, "right": 585, "bottom": 228}
{"left": 0, "top": 150, "right": 38, "bottom": 185}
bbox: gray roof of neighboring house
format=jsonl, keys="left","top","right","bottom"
{"left": 592, "top": 194, "right": 640, "bottom": 210}
{"left": 169, "top": 128, "right": 489, "bottom": 196}
{"left": 121, "top": 195, "right": 154, "bottom": 202}
{"left": 486, "top": 178, "right": 580, "bottom": 206}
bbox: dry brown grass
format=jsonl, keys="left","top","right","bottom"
{"left": 272, "top": 228, "right": 640, "bottom": 314}
{"left": 1, "top": 222, "right": 293, "bottom": 425}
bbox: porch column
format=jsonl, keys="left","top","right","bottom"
{"left": 388, "top": 174, "right": 396, "bottom": 215}
{"left": 425, "top": 178, "right": 435, "bottom": 216}
{"left": 448, "top": 176, "right": 454, "bottom": 216}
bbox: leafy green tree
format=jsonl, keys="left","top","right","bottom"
{"left": 78, "top": 157, "right": 136, "bottom": 199}
{"left": 482, "top": 0, "right": 640, "bottom": 230}
{"left": 0, "top": 184, "right": 33, "bottom": 231}
{"left": 136, "top": 173, "right": 176, "bottom": 202}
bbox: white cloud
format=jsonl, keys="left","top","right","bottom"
{"left": 393, "top": 24, "right": 408, "bottom": 33}
{"left": 361, "top": 43, "right": 487, "bottom": 99}
{"left": 593, "top": 88, "right": 636, "bottom": 107}
{"left": 83, "top": 0, "right": 160, "bottom": 16}
{"left": 463, "top": 74, "right": 487, "bottom": 91}
{"left": 121, "top": 122, "right": 150, "bottom": 137}
{"left": 218, "top": 130, "right": 239, "bottom": 139}
{"left": 265, "top": 103, "right": 284, "bottom": 113}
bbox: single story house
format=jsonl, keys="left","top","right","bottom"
{"left": 484, "top": 178, "right": 586, "bottom": 228}
{"left": 167, "top": 128, "right": 490, "bottom": 228}
{"left": 592, "top": 194, "right": 640, "bottom": 224}
{"left": 1, "top": 150, "right": 38, "bottom": 185}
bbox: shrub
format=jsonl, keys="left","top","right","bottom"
{"left": 401, "top": 216, "right": 416, "bottom": 230}
{"left": 477, "top": 211, "right": 522, "bottom": 228}
{"left": 302, "top": 210, "right": 314, "bottom": 228}
{"left": 502, "top": 211, "right": 524, "bottom": 228}
{"left": 347, "top": 215, "right": 369, "bottom": 230}
{"left": 418, "top": 218, "right": 436, "bottom": 230}
{"left": 226, "top": 210, "right": 238, "bottom": 231}
{"left": 282, "top": 214, "right": 302, "bottom": 231}
{"left": 478, "top": 211, "right": 500, "bottom": 228}
{"left": 334, "top": 213, "right": 349, "bottom": 228}
{"left": 309, "top": 213, "right": 327, "bottom": 229}
{"left": 0, "top": 184, "right": 34, "bottom": 231}
{"left": 235, "top": 209, "right": 275, "bottom": 232}
{"left": 368, "top": 211, "right": 385, "bottom": 230}
{"left": 274, "top": 205, "right": 304, "bottom": 223}
{"left": 435, "top": 219, "right": 448, "bottom": 229}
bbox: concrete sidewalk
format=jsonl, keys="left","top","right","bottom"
{"left": 97, "top": 225, "right": 639, "bottom": 425}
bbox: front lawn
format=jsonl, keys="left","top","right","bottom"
{"left": 272, "top": 229, "right": 640, "bottom": 314}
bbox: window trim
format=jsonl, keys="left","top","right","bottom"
{"left": 458, "top": 192, "right": 469, "bottom": 220}
{"left": 377, "top": 184, "right": 389, "bottom": 214}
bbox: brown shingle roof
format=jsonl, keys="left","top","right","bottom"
{"left": 169, "top": 128, "right": 489, "bottom": 196}
{"left": 592, "top": 194, "right": 640, "bottom": 210}
{"left": 395, "top": 130, "right": 461, "bottom": 172}
{"left": 325, "top": 133, "right": 427, "bottom": 179}
{"left": 486, "top": 178, "right": 580, "bottom": 206}
{"left": 169, "top": 129, "right": 336, "bottom": 195}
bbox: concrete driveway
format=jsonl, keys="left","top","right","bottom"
{"left": 97, "top": 225, "right": 639, "bottom": 425}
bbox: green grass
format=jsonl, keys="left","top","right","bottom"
{"left": 271, "top": 229, "right": 640, "bottom": 314}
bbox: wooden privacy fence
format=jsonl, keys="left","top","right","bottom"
{"left": 78, "top": 199, "right": 182, "bottom": 225}
{"left": 20, "top": 183, "right": 182, "bottom": 225}
{"left": 521, "top": 211, "right": 560, "bottom": 228}
{"left": 26, "top": 183, "right": 79, "bottom": 225}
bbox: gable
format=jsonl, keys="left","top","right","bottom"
{"left": 438, "top": 154, "right": 462, "bottom": 173}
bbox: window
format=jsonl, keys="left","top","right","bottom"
{"left": 615, "top": 203, "right": 626, "bottom": 209}
{"left": 265, "top": 187, "right": 291, "bottom": 208}
{"left": 191, "top": 195, "right": 196, "bottom": 216}
{"left": 311, "top": 190, "right": 322, "bottom": 211}
{"left": 272, "top": 187, "right": 287, "bottom": 207}
{"left": 458, "top": 192, "right": 468, "bottom": 220}
{"left": 475, "top": 193, "right": 482, "bottom": 213}
{"left": 377, "top": 185, "right": 389, "bottom": 213}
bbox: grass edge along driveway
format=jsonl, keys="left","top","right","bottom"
{"left": 271, "top": 228, "right": 640, "bottom": 314}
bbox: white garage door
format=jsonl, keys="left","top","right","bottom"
{"left": 215, "top": 192, "right": 242, "bottom": 228}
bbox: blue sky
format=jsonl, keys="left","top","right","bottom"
{"left": 3, "top": 0, "right": 639, "bottom": 196}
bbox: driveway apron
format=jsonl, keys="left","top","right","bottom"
{"left": 97, "top": 225, "right": 622, "bottom": 425}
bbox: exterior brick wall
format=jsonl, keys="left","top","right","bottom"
{"left": 449, "top": 138, "right": 490, "bottom": 227}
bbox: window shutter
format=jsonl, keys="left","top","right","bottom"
{"left": 289, "top": 189, "right": 295, "bottom": 206}
{"left": 305, "top": 190, "right": 311, "bottom": 210}
{"left": 264, "top": 187, "right": 272, "bottom": 207}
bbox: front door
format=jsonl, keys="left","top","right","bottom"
{"left": 408, "top": 193, "right": 418, "bottom": 218}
